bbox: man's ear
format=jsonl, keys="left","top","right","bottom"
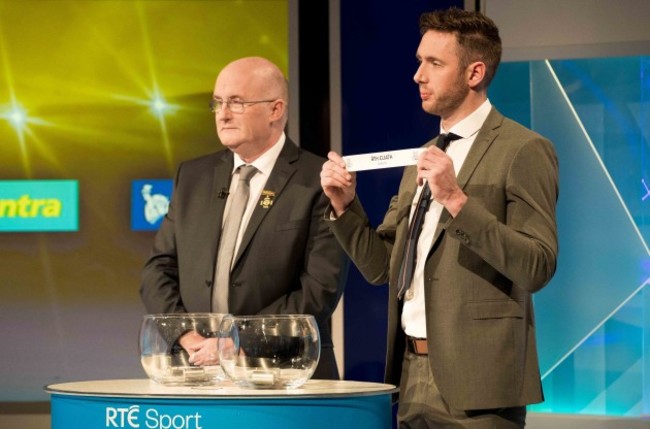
{"left": 467, "top": 61, "right": 487, "bottom": 90}
{"left": 269, "top": 99, "right": 286, "bottom": 122}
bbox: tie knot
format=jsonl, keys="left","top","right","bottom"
{"left": 437, "top": 133, "right": 462, "bottom": 151}
{"left": 238, "top": 165, "right": 257, "bottom": 182}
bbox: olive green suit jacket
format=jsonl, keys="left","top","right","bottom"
{"left": 328, "top": 108, "right": 559, "bottom": 409}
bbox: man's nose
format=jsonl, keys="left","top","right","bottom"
{"left": 413, "top": 63, "right": 426, "bottom": 84}
{"left": 216, "top": 107, "right": 232, "bottom": 120}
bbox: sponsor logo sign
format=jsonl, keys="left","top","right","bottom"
{"left": 0, "top": 180, "right": 79, "bottom": 232}
{"left": 131, "top": 179, "right": 172, "bottom": 231}
{"left": 105, "top": 405, "right": 204, "bottom": 429}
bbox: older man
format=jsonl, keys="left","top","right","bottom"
{"left": 142, "top": 57, "right": 347, "bottom": 379}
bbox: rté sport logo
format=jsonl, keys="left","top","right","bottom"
{"left": 105, "top": 405, "right": 204, "bottom": 429}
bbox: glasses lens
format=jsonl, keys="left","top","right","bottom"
{"left": 229, "top": 100, "right": 245, "bottom": 113}
{"left": 210, "top": 99, "right": 245, "bottom": 113}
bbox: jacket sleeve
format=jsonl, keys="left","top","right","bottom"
{"left": 140, "top": 165, "right": 187, "bottom": 314}
{"left": 326, "top": 194, "right": 399, "bottom": 286}
{"left": 448, "top": 136, "right": 559, "bottom": 293}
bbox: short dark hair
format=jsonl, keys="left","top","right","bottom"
{"left": 419, "top": 8, "right": 502, "bottom": 89}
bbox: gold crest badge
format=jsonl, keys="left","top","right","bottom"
{"left": 259, "top": 190, "right": 275, "bottom": 209}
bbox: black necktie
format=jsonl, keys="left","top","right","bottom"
{"left": 396, "top": 133, "right": 461, "bottom": 300}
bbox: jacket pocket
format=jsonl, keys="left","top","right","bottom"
{"left": 275, "top": 220, "right": 304, "bottom": 231}
{"left": 468, "top": 299, "right": 524, "bottom": 320}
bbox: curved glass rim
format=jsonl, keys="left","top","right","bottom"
{"left": 142, "top": 312, "right": 231, "bottom": 319}
{"left": 222, "top": 314, "right": 315, "bottom": 320}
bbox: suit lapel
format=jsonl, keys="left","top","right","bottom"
{"left": 429, "top": 108, "right": 504, "bottom": 247}
{"left": 455, "top": 108, "right": 503, "bottom": 191}
{"left": 208, "top": 152, "right": 234, "bottom": 264}
{"left": 233, "top": 140, "right": 298, "bottom": 266}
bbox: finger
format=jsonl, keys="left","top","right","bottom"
{"left": 416, "top": 156, "right": 431, "bottom": 173}
{"left": 327, "top": 151, "right": 344, "bottom": 165}
{"left": 426, "top": 145, "right": 445, "bottom": 154}
{"left": 323, "top": 159, "right": 348, "bottom": 177}
{"left": 416, "top": 169, "right": 427, "bottom": 186}
{"left": 321, "top": 165, "right": 352, "bottom": 187}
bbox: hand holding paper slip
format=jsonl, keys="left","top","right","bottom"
{"left": 342, "top": 148, "right": 426, "bottom": 172}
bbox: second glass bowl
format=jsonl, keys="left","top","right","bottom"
{"left": 218, "top": 314, "right": 320, "bottom": 389}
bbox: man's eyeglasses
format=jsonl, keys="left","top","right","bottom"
{"left": 209, "top": 98, "right": 275, "bottom": 114}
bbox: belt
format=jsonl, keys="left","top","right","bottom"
{"left": 406, "top": 336, "right": 428, "bottom": 355}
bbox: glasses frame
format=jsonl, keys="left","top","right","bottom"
{"left": 209, "top": 98, "right": 276, "bottom": 114}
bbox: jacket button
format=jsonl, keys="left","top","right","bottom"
{"left": 205, "top": 280, "right": 213, "bottom": 288}
{"left": 455, "top": 229, "right": 470, "bottom": 244}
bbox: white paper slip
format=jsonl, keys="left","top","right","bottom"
{"left": 343, "top": 148, "right": 425, "bottom": 172}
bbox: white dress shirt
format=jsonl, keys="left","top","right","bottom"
{"left": 402, "top": 100, "right": 492, "bottom": 338}
{"left": 224, "top": 132, "right": 286, "bottom": 258}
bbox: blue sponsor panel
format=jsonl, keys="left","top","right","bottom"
{"left": 131, "top": 179, "right": 172, "bottom": 231}
{"left": 50, "top": 392, "right": 393, "bottom": 429}
{"left": 0, "top": 180, "right": 79, "bottom": 232}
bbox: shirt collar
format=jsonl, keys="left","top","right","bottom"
{"left": 232, "top": 132, "right": 286, "bottom": 176}
{"left": 440, "top": 99, "right": 492, "bottom": 139}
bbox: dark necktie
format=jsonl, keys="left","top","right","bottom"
{"left": 213, "top": 165, "right": 258, "bottom": 312}
{"left": 396, "top": 133, "right": 461, "bottom": 300}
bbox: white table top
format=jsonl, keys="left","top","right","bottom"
{"left": 45, "top": 378, "right": 398, "bottom": 400}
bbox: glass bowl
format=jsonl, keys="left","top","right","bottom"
{"left": 218, "top": 314, "right": 320, "bottom": 389}
{"left": 139, "top": 312, "right": 229, "bottom": 386}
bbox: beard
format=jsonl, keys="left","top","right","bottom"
{"left": 422, "top": 73, "right": 470, "bottom": 118}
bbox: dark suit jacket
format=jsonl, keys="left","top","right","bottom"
{"left": 328, "top": 108, "right": 559, "bottom": 409}
{"left": 141, "top": 139, "right": 348, "bottom": 379}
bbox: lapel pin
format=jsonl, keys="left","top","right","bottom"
{"left": 259, "top": 190, "right": 275, "bottom": 209}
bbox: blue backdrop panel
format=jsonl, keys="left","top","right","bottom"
{"left": 491, "top": 57, "right": 650, "bottom": 417}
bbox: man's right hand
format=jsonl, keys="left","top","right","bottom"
{"left": 320, "top": 151, "right": 356, "bottom": 217}
{"left": 179, "top": 331, "right": 219, "bottom": 366}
